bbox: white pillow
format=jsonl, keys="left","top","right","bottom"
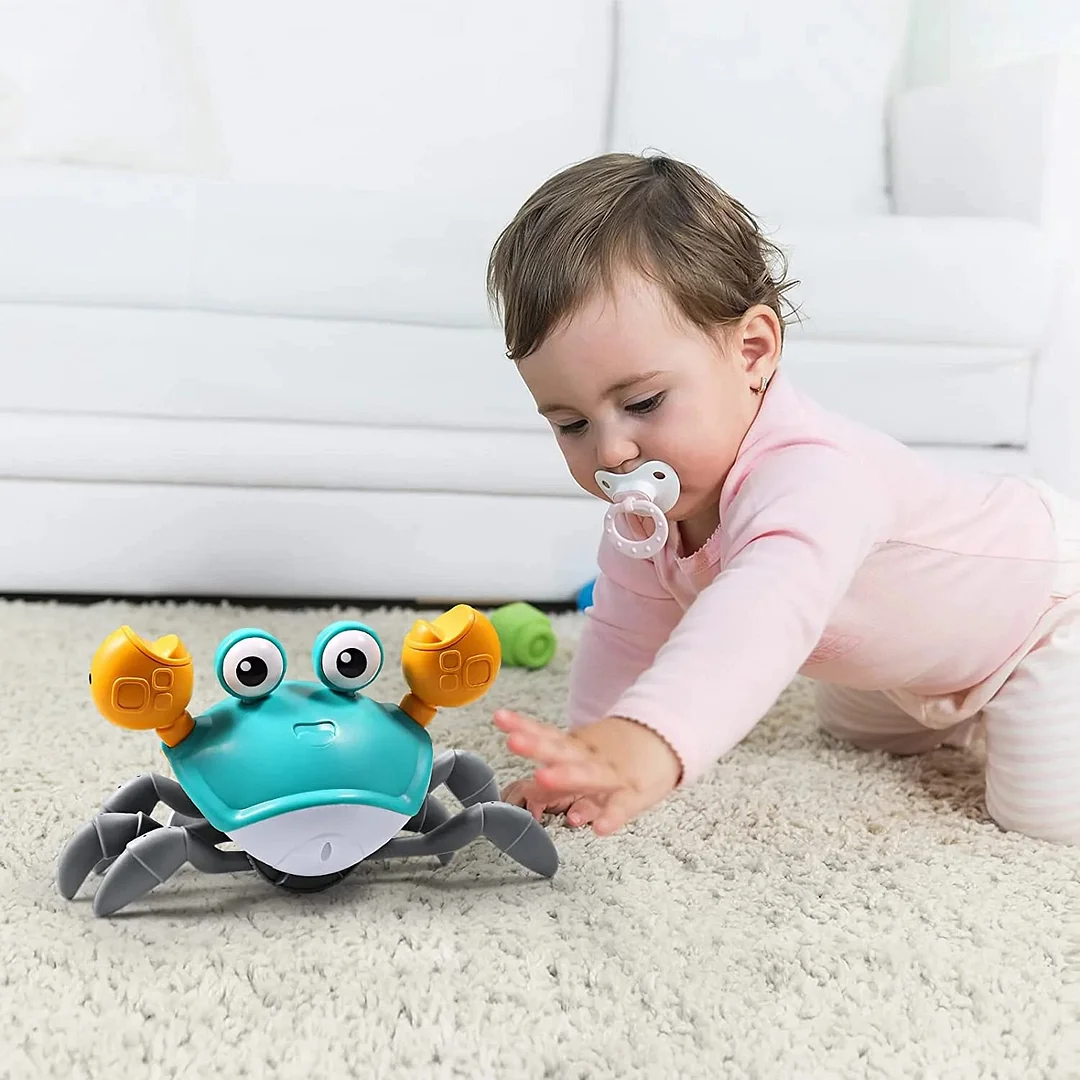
{"left": 0, "top": 0, "right": 224, "bottom": 174}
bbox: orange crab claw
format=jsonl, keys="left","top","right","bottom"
{"left": 398, "top": 605, "right": 501, "bottom": 727}
{"left": 88, "top": 626, "right": 195, "bottom": 746}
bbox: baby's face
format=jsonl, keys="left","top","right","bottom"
{"left": 517, "top": 272, "right": 774, "bottom": 537}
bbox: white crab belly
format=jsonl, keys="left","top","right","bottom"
{"left": 229, "top": 804, "right": 409, "bottom": 876}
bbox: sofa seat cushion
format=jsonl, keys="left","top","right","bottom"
{"left": 0, "top": 170, "right": 1055, "bottom": 349}
{"left": 0, "top": 304, "right": 540, "bottom": 430}
{"left": 188, "top": 181, "right": 504, "bottom": 327}
{"left": 0, "top": 410, "right": 581, "bottom": 497}
{"left": 0, "top": 301, "right": 1040, "bottom": 456}
{"left": 0, "top": 477, "right": 605, "bottom": 602}
{"left": 780, "top": 217, "right": 1057, "bottom": 348}
{"left": 0, "top": 165, "right": 513, "bottom": 326}
{"left": 0, "top": 166, "right": 197, "bottom": 308}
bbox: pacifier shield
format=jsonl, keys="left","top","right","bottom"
{"left": 594, "top": 461, "right": 681, "bottom": 559}
{"left": 594, "top": 460, "right": 680, "bottom": 512}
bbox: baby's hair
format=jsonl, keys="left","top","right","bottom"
{"left": 487, "top": 151, "right": 799, "bottom": 361}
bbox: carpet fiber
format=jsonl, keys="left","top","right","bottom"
{"left": 2, "top": 599, "right": 1077, "bottom": 1079}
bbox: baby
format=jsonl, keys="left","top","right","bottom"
{"left": 485, "top": 151, "right": 1080, "bottom": 846}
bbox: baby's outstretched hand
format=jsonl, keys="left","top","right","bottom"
{"left": 493, "top": 709, "right": 681, "bottom": 836}
{"left": 499, "top": 777, "right": 604, "bottom": 828}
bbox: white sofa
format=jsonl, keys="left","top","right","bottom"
{"left": 1, "top": 1, "right": 1077, "bottom": 604}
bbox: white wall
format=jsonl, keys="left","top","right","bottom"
{"left": 905, "top": 0, "right": 1080, "bottom": 87}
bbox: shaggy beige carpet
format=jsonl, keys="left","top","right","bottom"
{"left": 1, "top": 598, "right": 1077, "bottom": 1079}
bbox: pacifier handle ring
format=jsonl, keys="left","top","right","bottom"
{"left": 604, "top": 496, "right": 669, "bottom": 559}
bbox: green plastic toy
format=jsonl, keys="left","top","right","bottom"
{"left": 489, "top": 602, "right": 557, "bottom": 669}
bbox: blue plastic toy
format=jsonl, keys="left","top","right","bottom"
{"left": 576, "top": 579, "right": 596, "bottom": 611}
{"left": 58, "top": 606, "right": 558, "bottom": 916}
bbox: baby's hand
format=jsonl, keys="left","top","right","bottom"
{"left": 493, "top": 709, "right": 682, "bottom": 835}
{"left": 500, "top": 776, "right": 605, "bottom": 828}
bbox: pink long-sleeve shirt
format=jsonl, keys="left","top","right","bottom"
{"left": 568, "top": 370, "right": 1061, "bottom": 785}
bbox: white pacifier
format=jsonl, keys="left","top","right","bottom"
{"left": 594, "top": 460, "right": 681, "bottom": 559}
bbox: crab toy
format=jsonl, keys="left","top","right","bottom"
{"left": 58, "top": 605, "right": 558, "bottom": 917}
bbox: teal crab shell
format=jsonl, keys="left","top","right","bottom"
{"left": 161, "top": 622, "right": 434, "bottom": 835}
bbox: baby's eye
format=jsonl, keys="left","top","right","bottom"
{"left": 555, "top": 418, "right": 588, "bottom": 436}
{"left": 626, "top": 392, "right": 665, "bottom": 416}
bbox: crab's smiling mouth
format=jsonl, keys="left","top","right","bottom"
{"left": 292, "top": 720, "right": 337, "bottom": 746}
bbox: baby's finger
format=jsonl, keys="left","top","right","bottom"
{"left": 505, "top": 727, "right": 589, "bottom": 768}
{"left": 500, "top": 777, "right": 554, "bottom": 818}
{"left": 493, "top": 709, "right": 554, "bottom": 737}
{"left": 500, "top": 780, "right": 528, "bottom": 806}
{"left": 525, "top": 794, "right": 575, "bottom": 821}
{"left": 566, "top": 796, "right": 604, "bottom": 828}
{"left": 534, "top": 759, "right": 622, "bottom": 796}
{"left": 591, "top": 786, "right": 654, "bottom": 836}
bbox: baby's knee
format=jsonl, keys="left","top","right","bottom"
{"left": 817, "top": 707, "right": 939, "bottom": 755}
{"left": 815, "top": 685, "right": 940, "bottom": 755}
{"left": 814, "top": 683, "right": 974, "bottom": 756}
{"left": 985, "top": 789, "right": 1080, "bottom": 846}
{"left": 822, "top": 722, "right": 943, "bottom": 756}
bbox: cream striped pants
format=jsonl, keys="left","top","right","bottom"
{"left": 816, "top": 481, "right": 1080, "bottom": 846}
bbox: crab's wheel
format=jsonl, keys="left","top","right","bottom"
{"left": 399, "top": 605, "right": 501, "bottom": 726}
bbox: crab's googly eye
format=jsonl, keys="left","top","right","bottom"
{"left": 216, "top": 631, "right": 286, "bottom": 700}
{"left": 313, "top": 622, "right": 383, "bottom": 694}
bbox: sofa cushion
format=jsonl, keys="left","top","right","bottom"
{"left": 0, "top": 0, "right": 224, "bottom": 176}
{"left": 0, "top": 477, "right": 605, "bottom": 602}
{"left": 189, "top": 180, "right": 504, "bottom": 327}
{"left": 185, "top": 0, "right": 612, "bottom": 214}
{"left": 0, "top": 165, "right": 524, "bottom": 325}
{"left": 779, "top": 217, "right": 1057, "bottom": 347}
{"left": 0, "top": 303, "right": 542, "bottom": 429}
{"left": 1, "top": 411, "right": 581, "bottom": 497}
{"left": 0, "top": 170, "right": 1056, "bottom": 347}
{"left": 609, "top": 0, "right": 911, "bottom": 223}
{"left": 0, "top": 165, "right": 196, "bottom": 307}
{"left": 0, "top": 303, "right": 1038, "bottom": 451}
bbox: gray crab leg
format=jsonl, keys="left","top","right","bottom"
{"left": 374, "top": 802, "right": 558, "bottom": 878}
{"left": 402, "top": 794, "right": 454, "bottom": 865}
{"left": 92, "top": 827, "right": 251, "bottom": 917}
{"left": 429, "top": 750, "right": 501, "bottom": 806}
{"left": 397, "top": 752, "right": 500, "bottom": 868}
{"left": 58, "top": 811, "right": 163, "bottom": 900}
{"left": 163, "top": 812, "right": 230, "bottom": 847}
{"left": 405, "top": 794, "right": 452, "bottom": 832}
{"left": 103, "top": 773, "right": 203, "bottom": 819}
{"left": 92, "top": 774, "right": 227, "bottom": 876}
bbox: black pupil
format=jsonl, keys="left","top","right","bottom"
{"left": 237, "top": 656, "right": 268, "bottom": 687}
{"left": 337, "top": 648, "right": 367, "bottom": 680}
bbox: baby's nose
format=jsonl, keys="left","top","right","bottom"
{"left": 596, "top": 442, "right": 639, "bottom": 473}
{"left": 593, "top": 422, "right": 639, "bottom": 471}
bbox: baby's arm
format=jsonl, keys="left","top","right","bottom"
{"left": 567, "top": 553, "right": 685, "bottom": 729}
{"left": 610, "top": 444, "right": 890, "bottom": 785}
{"left": 501, "top": 443, "right": 889, "bottom": 833}
{"left": 501, "top": 544, "right": 684, "bottom": 822}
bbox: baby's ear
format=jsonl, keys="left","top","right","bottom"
{"left": 738, "top": 304, "right": 782, "bottom": 374}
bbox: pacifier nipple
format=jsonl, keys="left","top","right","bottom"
{"left": 594, "top": 461, "right": 681, "bottom": 559}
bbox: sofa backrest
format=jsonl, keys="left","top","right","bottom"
{"left": 607, "top": 0, "right": 913, "bottom": 224}
{"left": 182, "top": 0, "right": 614, "bottom": 221}
{"left": 0, "top": 0, "right": 914, "bottom": 226}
